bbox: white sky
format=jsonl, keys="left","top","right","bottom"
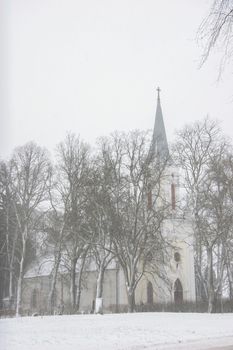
{"left": 1, "top": 0, "right": 233, "bottom": 159}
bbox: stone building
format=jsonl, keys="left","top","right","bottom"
{"left": 22, "top": 89, "right": 196, "bottom": 314}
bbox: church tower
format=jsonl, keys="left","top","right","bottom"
{"left": 140, "top": 88, "right": 196, "bottom": 305}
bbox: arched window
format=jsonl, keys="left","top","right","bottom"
{"left": 147, "top": 281, "right": 153, "bottom": 304}
{"left": 31, "top": 289, "right": 38, "bottom": 308}
{"left": 174, "top": 252, "right": 181, "bottom": 262}
{"left": 171, "top": 183, "right": 176, "bottom": 209}
{"left": 174, "top": 279, "right": 183, "bottom": 304}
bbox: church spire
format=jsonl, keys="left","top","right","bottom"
{"left": 149, "top": 87, "right": 169, "bottom": 159}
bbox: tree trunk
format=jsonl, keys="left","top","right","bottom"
{"left": 228, "top": 268, "right": 233, "bottom": 300}
{"left": 70, "top": 258, "right": 78, "bottom": 312}
{"left": 9, "top": 237, "right": 17, "bottom": 303}
{"left": 16, "top": 259, "right": 24, "bottom": 317}
{"left": 48, "top": 250, "right": 61, "bottom": 314}
{"left": 16, "top": 230, "right": 27, "bottom": 317}
{"left": 48, "top": 222, "right": 65, "bottom": 314}
{"left": 76, "top": 253, "right": 87, "bottom": 312}
{"left": 127, "top": 286, "right": 135, "bottom": 313}
{"left": 121, "top": 264, "right": 137, "bottom": 313}
{"left": 226, "top": 256, "right": 233, "bottom": 301}
{"left": 95, "top": 264, "right": 105, "bottom": 314}
{"left": 207, "top": 248, "right": 216, "bottom": 313}
{"left": 8, "top": 268, "right": 14, "bottom": 304}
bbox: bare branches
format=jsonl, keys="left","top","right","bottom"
{"left": 198, "top": 0, "right": 233, "bottom": 75}
{"left": 55, "top": 133, "right": 91, "bottom": 312}
{"left": 97, "top": 131, "right": 169, "bottom": 312}
{"left": 174, "top": 118, "right": 233, "bottom": 312}
{"left": 5, "top": 142, "right": 51, "bottom": 316}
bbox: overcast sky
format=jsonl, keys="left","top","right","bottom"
{"left": 1, "top": 0, "right": 233, "bottom": 159}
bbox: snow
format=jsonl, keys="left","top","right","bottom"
{"left": 1, "top": 312, "right": 233, "bottom": 350}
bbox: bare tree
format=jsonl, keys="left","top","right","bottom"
{"left": 211, "top": 151, "right": 233, "bottom": 303}
{"left": 0, "top": 161, "right": 19, "bottom": 307}
{"left": 173, "top": 118, "right": 220, "bottom": 304}
{"left": 198, "top": 0, "right": 233, "bottom": 75}
{"left": 8, "top": 142, "right": 51, "bottom": 316}
{"left": 85, "top": 139, "right": 118, "bottom": 314}
{"left": 44, "top": 209, "right": 68, "bottom": 314}
{"left": 195, "top": 150, "right": 233, "bottom": 312}
{"left": 56, "top": 133, "right": 90, "bottom": 312}
{"left": 102, "top": 131, "right": 169, "bottom": 312}
{"left": 174, "top": 118, "right": 233, "bottom": 312}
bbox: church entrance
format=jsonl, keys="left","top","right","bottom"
{"left": 174, "top": 279, "right": 183, "bottom": 304}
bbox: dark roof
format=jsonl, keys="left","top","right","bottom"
{"left": 149, "top": 89, "right": 169, "bottom": 160}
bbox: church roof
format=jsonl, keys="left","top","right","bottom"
{"left": 149, "top": 88, "right": 169, "bottom": 159}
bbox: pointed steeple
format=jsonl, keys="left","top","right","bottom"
{"left": 149, "top": 87, "right": 169, "bottom": 159}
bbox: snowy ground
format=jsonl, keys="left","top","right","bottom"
{"left": 1, "top": 312, "right": 233, "bottom": 350}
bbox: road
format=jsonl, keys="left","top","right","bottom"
{"left": 159, "top": 346, "right": 233, "bottom": 350}
{"left": 206, "top": 347, "right": 233, "bottom": 350}
{"left": 157, "top": 339, "right": 233, "bottom": 350}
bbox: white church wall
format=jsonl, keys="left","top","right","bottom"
{"left": 162, "top": 217, "right": 196, "bottom": 303}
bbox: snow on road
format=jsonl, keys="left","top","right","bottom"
{"left": 1, "top": 312, "right": 233, "bottom": 350}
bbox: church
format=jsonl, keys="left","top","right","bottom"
{"left": 22, "top": 89, "right": 196, "bottom": 314}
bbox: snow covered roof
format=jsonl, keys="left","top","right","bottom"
{"left": 24, "top": 257, "right": 60, "bottom": 278}
{"left": 24, "top": 255, "right": 117, "bottom": 278}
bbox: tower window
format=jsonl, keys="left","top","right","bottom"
{"left": 171, "top": 183, "right": 176, "bottom": 209}
{"left": 174, "top": 252, "right": 181, "bottom": 262}
{"left": 147, "top": 184, "right": 152, "bottom": 210}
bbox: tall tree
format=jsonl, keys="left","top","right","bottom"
{"left": 102, "top": 131, "right": 169, "bottom": 312}
{"left": 174, "top": 118, "right": 233, "bottom": 312}
{"left": 9, "top": 142, "right": 51, "bottom": 316}
{"left": 0, "top": 161, "right": 19, "bottom": 307}
{"left": 85, "top": 138, "right": 118, "bottom": 314}
{"left": 56, "top": 134, "right": 90, "bottom": 312}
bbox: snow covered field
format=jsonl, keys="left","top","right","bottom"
{"left": 1, "top": 312, "right": 233, "bottom": 350}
